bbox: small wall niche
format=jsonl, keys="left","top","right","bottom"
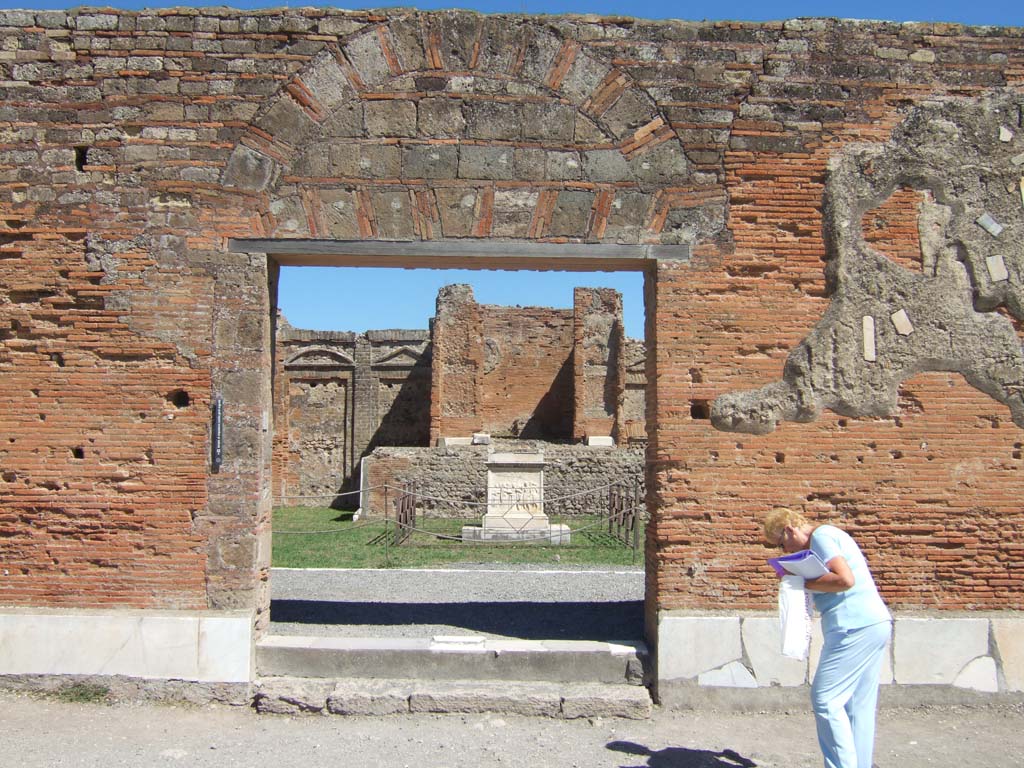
{"left": 167, "top": 390, "right": 191, "bottom": 408}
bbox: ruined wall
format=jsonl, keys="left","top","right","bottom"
{"left": 654, "top": 91, "right": 1024, "bottom": 617}
{"left": 363, "top": 441, "right": 644, "bottom": 518}
{"left": 622, "top": 337, "right": 647, "bottom": 439}
{"left": 573, "top": 286, "right": 625, "bottom": 439}
{"left": 279, "top": 285, "right": 633, "bottom": 499}
{"left": 430, "top": 284, "right": 483, "bottom": 441}
{"left": 272, "top": 320, "right": 429, "bottom": 507}
{"left": 432, "top": 284, "right": 631, "bottom": 440}
{"left": 479, "top": 304, "right": 574, "bottom": 438}
{"left": 0, "top": 8, "right": 1020, "bottom": 668}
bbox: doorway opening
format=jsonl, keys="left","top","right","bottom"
{"left": 233, "top": 237, "right": 680, "bottom": 645}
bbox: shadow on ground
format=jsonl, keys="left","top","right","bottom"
{"left": 270, "top": 599, "right": 643, "bottom": 641}
{"left": 607, "top": 741, "right": 758, "bottom": 768}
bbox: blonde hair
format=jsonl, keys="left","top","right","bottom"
{"left": 763, "top": 507, "right": 810, "bottom": 543}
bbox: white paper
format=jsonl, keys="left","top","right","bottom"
{"left": 779, "top": 575, "right": 812, "bottom": 660}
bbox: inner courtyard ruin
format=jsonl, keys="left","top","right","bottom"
{"left": 273, "top": 282, "right": 645, "bottom": 510}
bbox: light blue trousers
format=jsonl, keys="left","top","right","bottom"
{"left": 810, "top": 620, "right": 891, "bottom": 768}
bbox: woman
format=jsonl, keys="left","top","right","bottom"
{"left": 763, "top": 508, "right": 892, "bottom": 768}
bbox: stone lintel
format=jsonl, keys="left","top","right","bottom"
{"left": 230, "top": 238, "right": 687, "bottom": 272}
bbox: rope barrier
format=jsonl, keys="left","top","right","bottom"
{"left": 388, "top": 511, "right": 633, "bottom": 544}
{"left": 381, "top": 480, "right": 628, "bottom": 508}
{"left": 271, "top": 502, "right": 646, "bottom": 541}
{"left": 272, "top": 483, "right": 390, "bottom": 504}
{"left": 272, "top": 481, "right": 636, "bottom": 508}
{"left": 273, "top": 520, "right": 379, "bottom": 536}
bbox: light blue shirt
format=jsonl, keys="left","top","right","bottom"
{"left": 809, "top": 525, "right": 891, "bottom": 634}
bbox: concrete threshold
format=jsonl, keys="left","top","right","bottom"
{"left": 256, "top": 634, "right": 648, "bottom": 685}
{"left": 254, "top": 676, "right": 653, "bottom": 719}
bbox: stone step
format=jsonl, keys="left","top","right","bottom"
{"left": 254, "top": 676, "right": 653, "bottom": 719}
{"left": 256, "top": 635, "right": 648, "bottom": 685}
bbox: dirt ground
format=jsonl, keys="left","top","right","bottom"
{"left": 3, "top": 690, "right": 1022, "bottom": 768}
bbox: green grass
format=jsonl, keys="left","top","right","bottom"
{"left": 56, "top": 683, "right": 110, "bottom": 704}
{"left": 271, "top": 506, "right": 644, "bottom": 569}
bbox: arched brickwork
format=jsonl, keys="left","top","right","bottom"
{"left": 222, "top": 15, "right": 725, "bottom": 247}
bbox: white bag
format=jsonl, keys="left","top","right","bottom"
{"left": 778, "top": 574, "right": 813, "bottom": 660}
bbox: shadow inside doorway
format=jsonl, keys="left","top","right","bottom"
{"left": 269, "top": 598, "right": 643, "bottom": 641}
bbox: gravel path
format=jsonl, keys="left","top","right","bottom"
{"left": 269, "top": 566, "right": 645, "bottom": 641}
{"left": 4, "top": 690, "right": 1022, "bottom": 768}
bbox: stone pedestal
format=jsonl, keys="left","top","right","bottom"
{"left": 483, "top": 452, "right": 546, "bottom": 531}
{"left": 461, "top": 452, "right": 570, "bottom": 544}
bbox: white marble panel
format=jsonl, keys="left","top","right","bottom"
{"left": 198, "top": 615, "right": 253, "bottom": 682}
{"left": 742, "top": 617, "right": 807, "bottom": 687}
{"left": 0, "top": 610, "right": 252, "bottom": 683}
{"left": 894, "top": 618, "right": 989, "bottom": 685}
{"left": 699, "top": 661, "right": 757, "bottom": 688}
{"left": 992, "top": 618, "right": 1024, "bottom": 692}
{"left": 657, "top": 615, "right": 741, "bottom": 680}
{"left": 954, "top": 656, "right": 998, "bottom": 692}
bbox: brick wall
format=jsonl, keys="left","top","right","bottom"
{"left": 480, "top": 304, "right": 574, "bottom": 438}
{"left": 0, "top": 8, "right": 1021, "bottom": 625}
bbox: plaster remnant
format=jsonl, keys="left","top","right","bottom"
{"left": 977, "top": 212, "right": 1004, "bottom": 237}
{"left": 712, "top": 96, "right": 1024, "bottom": 434}
{"left": 986, "top": 254, "right": 1009, "bottom": 282}
{"left": 890, "top": 309, "right": 914, "bottom": 336}
{"left": 1000, "top": 126, "right": 1015, "bottom": 143}
{"left": 862, "top": 316, "right": 877, "bottom": 362}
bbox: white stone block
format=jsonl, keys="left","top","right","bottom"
{"left": 890, "top": 309, "right": 914, "bottom": 336}
{"left": 1000, "top": 125, "right": 1015, "bottom": 142}
{"left": 1011, "top": 152, "right": 1024, "bottom": 167}
{"left": 894, "top": 618, "right": 989, "bottom": 685}
{"left": 699, "top": 660, "right": 757, "bottom": 688}
{"left": 862, "top": 316, "right": 876, "bottom": 362}
{"left": 992, "top": 619, "right": 1024, "bottom": 692}
{"left": 742, "top": 617, "right": 807, "bottom": 687}
{"left": 437, "top": 436, "right": 472, "bottom": 447}
{"left": 954, "top": 656, "right": 999, "bottom": 692}
{"left": 471, "top": 432, "right": 490, "bottom": 445}
{"left": 986, "top": 254, "right": 1009, "bottom": 282}
{"left": 976, "top": 212, "right": 1004, "bottom": 237}
{"left": 657, "top": 615, "right": 741, "bottom": 680}
{"left": 585, "top": 436, "right": 615, "bottom": 447}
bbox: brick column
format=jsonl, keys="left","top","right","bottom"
{"left": 573, "top": 287, "right": 625, "bottom": 441}
{"left": 430, "top": 284, "right": 484, "bottom": 441}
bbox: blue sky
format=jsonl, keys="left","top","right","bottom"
{"left": 7, "top": 1, "right": 1019, "bottom": 336}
